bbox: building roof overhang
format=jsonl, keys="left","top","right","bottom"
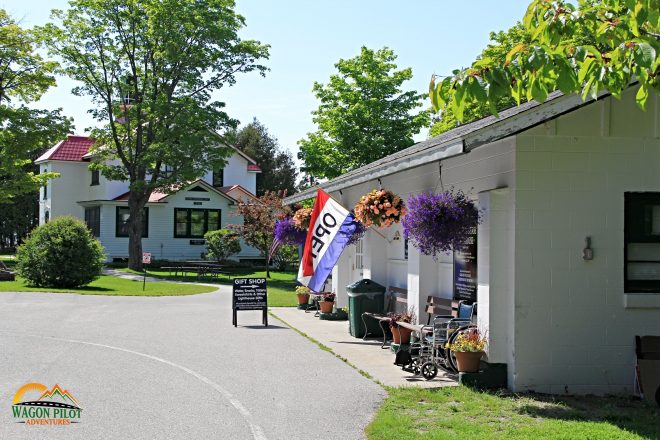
{"left": 284, "top": 87, "right": 615, "bottom": 205}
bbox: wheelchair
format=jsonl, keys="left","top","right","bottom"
{"left": 406, "top": 302, "right": 477, "bottom": 379}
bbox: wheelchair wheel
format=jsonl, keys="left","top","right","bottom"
{"left": 410, "top": 358, "right": 421, "bottom": 375}
{"left": 421, "top": 362, "right": 438, "bottom": 380}
{"left": 446, "top": 324, "right": 477, "bottom": 373}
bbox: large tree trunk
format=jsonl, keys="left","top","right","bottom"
{"left": 127, "top": 192, "right": 148, "bottom": 271}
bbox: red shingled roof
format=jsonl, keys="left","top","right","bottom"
{"left": 113, "top": 191, "right": 169, "bottom": 203}
{"left": 41, "top": 135, "right": 94, "bottom": 162}
{"left": 247, "top": 164, "right": 262, "bottom": 172}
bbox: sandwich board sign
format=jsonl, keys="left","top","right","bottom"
{"left": 232, "top": 278, "right": 268, "bottom": 327}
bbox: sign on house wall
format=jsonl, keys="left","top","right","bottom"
{"left": 453, "top": 228, "right": 477, "bottom": 302}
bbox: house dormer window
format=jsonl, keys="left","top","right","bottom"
{"left": 91, "top": 169, "right": 100, "bottom": 186}
{"left": 213, "top": 168, "right": 223, "bottom": 187}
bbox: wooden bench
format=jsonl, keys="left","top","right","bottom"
{"left": 424, "top": 296, "right": 476, "bottom": 324}
{"left": 0, "top": 261, "right": 15, "bottom": 282}
{"left": 362, "top": 286, "right": 408, "bottom": 348}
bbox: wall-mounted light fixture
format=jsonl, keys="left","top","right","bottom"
{"left": 582, "top": 236, "right": 594, "bottom": 260}
{"left": 393, "top": 231, "right": 401, "bottom": 241}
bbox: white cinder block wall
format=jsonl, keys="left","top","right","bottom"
{"left": 513, "top": 88, "right": 660, "bottom": 394}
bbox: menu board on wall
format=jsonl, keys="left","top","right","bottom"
{"left": 453, "top": 228, "right": 477, "bottom": 302}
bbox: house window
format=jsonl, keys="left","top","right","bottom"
{"left": 213, "top": 168, "right": 224, "bottom": 187}
{"left": 42, "top": 168, "right": 47, "bottom": 200}
{"left": 355, "top": 238, "right": 364, "bottom": 270}
{"left": 625, "top": 192, "right": 660, "bottom": 292}
{"left": 116, "top": 207, "right": 149, "bottom": 237}
{"left": 163, "top": 165, "right": 174, "bottom": 178}
{"left": 91, "top": 169, "right": 100, "bottom": 186}
{"left": 85, "top": 206, "right": 101, "bottom": 237}
{"left": 173, "top": 208, "right": 221, "bottom": 238}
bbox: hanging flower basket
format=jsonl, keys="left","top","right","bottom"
{"left": 274, "top": 217, "right": 307, "bottom": 246}
{"left": 402, "top": 189, "right": 481, "bottom": 258}
{"left": 292, "top": 207, "right": 313, "bottom": 229}
{"left": 354, "top": 189, "right": 405, "bottom": 228}
{"left": 347, "top": 219, "right": 366, "bottom": 246}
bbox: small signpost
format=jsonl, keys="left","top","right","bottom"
{"left": 142, "top": 252, "right": 151, "bottom": 291}
{"left": 232, "top": 278, "right": 268, "bottom": 327}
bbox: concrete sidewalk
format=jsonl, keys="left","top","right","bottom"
{"left": 271, "top": 307, "right": 457, "bottom": 388}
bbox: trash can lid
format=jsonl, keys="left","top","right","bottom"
{"left": 346, "top": 278, "right": 386, "bottom": 296}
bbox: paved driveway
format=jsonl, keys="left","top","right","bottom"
{"left": 0, "top": 287, "right": 385, "bottom": 440}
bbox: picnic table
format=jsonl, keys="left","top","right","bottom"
{"left": 161, "top": 262, "right": 230, "bottom": 280}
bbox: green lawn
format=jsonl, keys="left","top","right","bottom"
{"left": 120, "top": 267, "right": 298, "bottom": 306}
{"left": 367, "top": 386, "right": 660, "bottom": 440}
{"left": 0, "top": 275, "right": 216, "bottom": 296}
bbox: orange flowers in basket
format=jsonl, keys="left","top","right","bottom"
{"left": 353, "top": 189, "right": 405, "bottom": 228}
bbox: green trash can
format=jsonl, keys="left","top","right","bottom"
{"left": 347, "top": 279, "right": 386, "bottom": 338}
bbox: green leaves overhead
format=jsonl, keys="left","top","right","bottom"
{"left": 0, "top": 10, "right": 73, "bottom": 202}
{"left": 429, "top": 0, "right": 660, "bottom": 121}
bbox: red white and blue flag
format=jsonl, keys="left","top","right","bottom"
{"left": 298, "top": 189, "right": 358, "bottom": 292}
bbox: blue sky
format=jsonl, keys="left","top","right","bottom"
{"left": 3, "top": 0, "right": 531, "bottom": 160}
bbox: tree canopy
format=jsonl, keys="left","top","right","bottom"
{"left": 298, "top": 46, "right": 430, "bottom": 179}
{"left": 228, "top": 118, "right": 297, "bottom": 195}
{"left": 430, "top": 23, "right": 532, "bottom": 136}
{"left": 231, "top": 191, "right": 290, "bottom": 278}
{"left": 0, "top": 9, "right": 72, "bottom": 203}
{"left": 429, "top": 0, "right": 660, "bottom": 121}
{"left": 39, "top": 0, "right": 269, "bottom": 270}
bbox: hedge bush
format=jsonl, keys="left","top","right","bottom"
{"left": 203, "top": 229, "right": 241, "bottom": 263}
{"left": 16, "top": 216, "right": 106, "bottom": 288}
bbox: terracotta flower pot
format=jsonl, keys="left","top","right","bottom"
{"left": 319, "top": 301, "right": 334, "bottom": 314}
{"left": 390, "top": 326, "right": 401, "bottom": 344}
{"left": 296, "top": 293, "right": 310, "bottom": 305}
{"left": 398, "top": 327, "right": 413, "bottom": 344}
{"left": 454, "top": 351, "right": 484, "bottom": 373}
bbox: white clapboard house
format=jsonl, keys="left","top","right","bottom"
{"left": 35, "top": 135, "right": 262, "bottom": 262}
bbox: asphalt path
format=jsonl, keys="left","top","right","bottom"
{"left": 0, "top": 287, "right": 386, "bottom": 439}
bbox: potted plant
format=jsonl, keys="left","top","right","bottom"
{"left": 388, "top": 312, "right": 403, "bottom": 344}
{"left": 397, "top": 308, "right": 416, "bottom": 344}
{"left": 448, "top": 328, "right": 487, "bottom": 373}
{"left": 402, "top": 189, "right": 481, "bottom": 258}
{"left": 295, "top": 285, "right": 311, "bottom": 307}
{"left": 319, "top": 292, "right": 335, "bottom": 314}
{"left": 354, "top": 189, "right": 405, "bottom": 228}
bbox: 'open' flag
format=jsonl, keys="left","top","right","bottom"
{"left": 298, "top": 189, "right": 358, "bottom": 292}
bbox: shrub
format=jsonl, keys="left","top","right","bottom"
{"left": 272, "top": 244, "right": 299, "bottom": 271}
{"left": 16, "top": 216, "right": 105, "bottom": 288}
{"left": 203, "top": 229, "right": 241, "bottom": 263}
